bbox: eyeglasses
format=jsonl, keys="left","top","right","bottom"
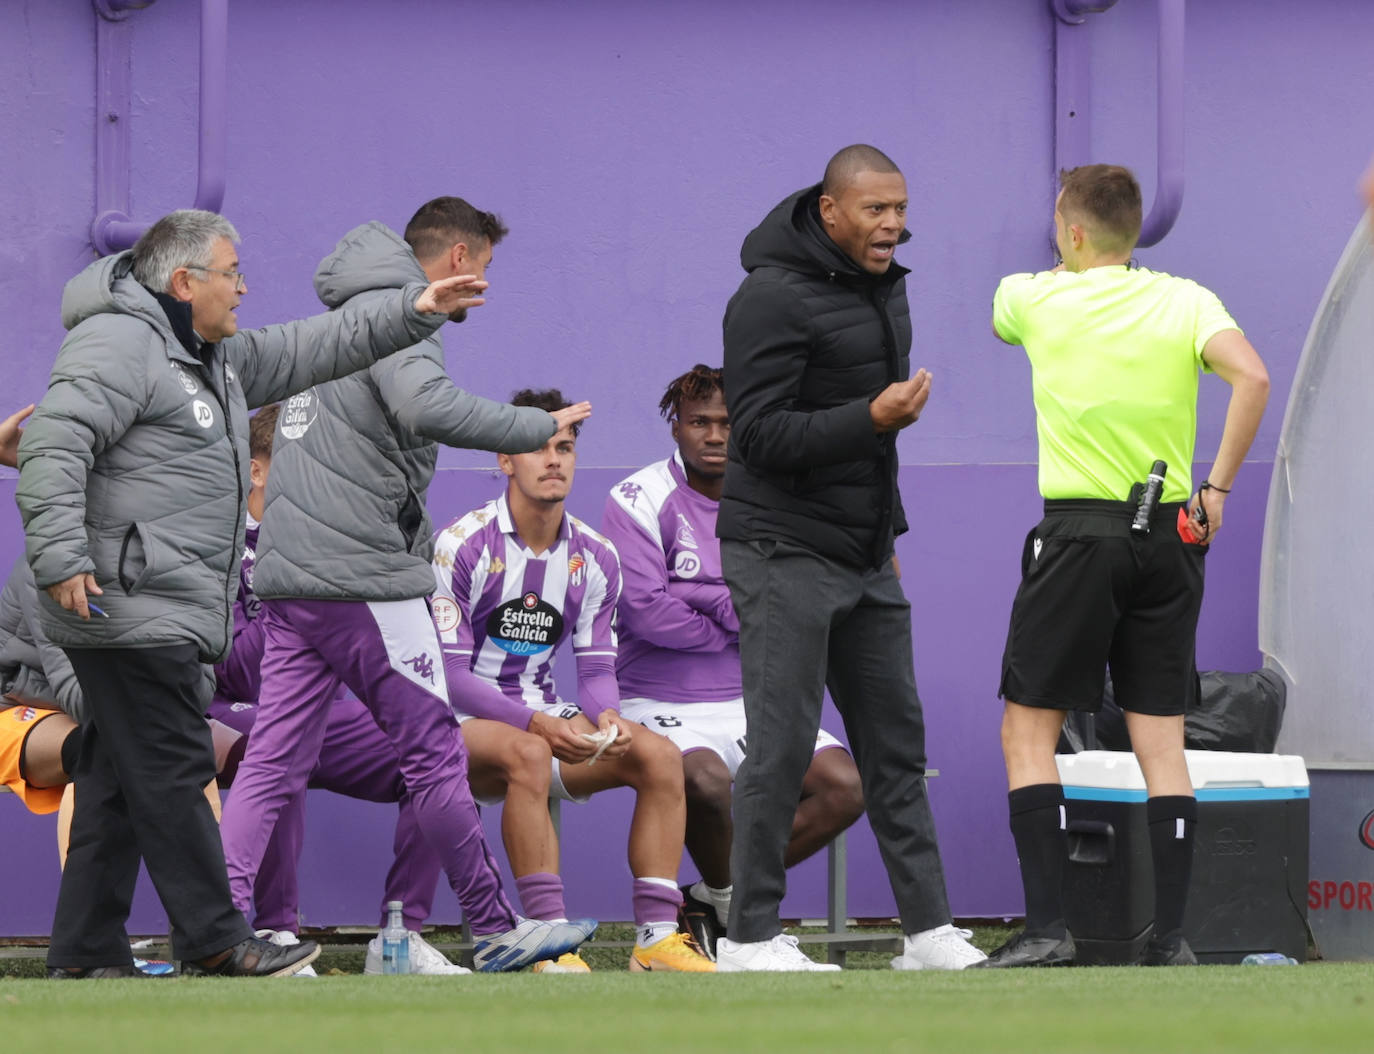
{"left": 186, "top": 265, "right": 246, "bottom": 291}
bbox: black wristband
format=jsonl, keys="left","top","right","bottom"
{"left": 1200, "top": 480, "right": 1231, "bottom": 494}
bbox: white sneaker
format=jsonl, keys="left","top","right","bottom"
{"left": 406, "top": 932, "right": 470, "bottom": 975}
{"left": 255, "top": 929, "right": 317, "bottom": 977}
{"left": 891, "top": 924, "right": 986, "bottom": 970}
{"left": 717, "top": 934, "right": 841, "bottom": 972}
{"left": 363, "top": 930, "right": 471, "bottom": 975}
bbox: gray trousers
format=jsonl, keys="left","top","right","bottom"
{"left": 721, "top": 538, "right": 952, "bottom": 942}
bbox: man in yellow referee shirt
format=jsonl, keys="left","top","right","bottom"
{"left": 976, "top": 165, "right": 1269, "bottom": 969}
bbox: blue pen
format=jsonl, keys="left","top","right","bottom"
{"left": 87, "top": 603, "right": 109, "bottom": 618}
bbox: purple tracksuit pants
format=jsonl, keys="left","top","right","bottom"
{"left": 210, "top": 691, "right": 442, "bottom": 933}
{"left": 219, "top": 597, "right": 517, "bottom": 935}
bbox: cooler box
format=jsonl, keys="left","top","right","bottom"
{"left": 1056, "top": 750, "right": 1309, "bottom": 964}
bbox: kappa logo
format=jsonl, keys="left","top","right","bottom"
{"left": 618, "top": 482, "right": 642, "bottom": 507}
{"left": 1033, "top": 538, "right": 1043, "bottom": 561}
{"left": 192, "top": 399, "right": 215, "bottom": 429}
{"left": 488, "top": 557, "right": 505, "bottom": 575}
{"left": 403, "top": 653, "right": 436, "bottom": 684}
{"left": 230, "top": 702, "right": 254, "bottom": 712}
{"left": 568, "top": 553, "right": 586, "bottom": 586}
{"left": 674, "top": 550, "right": 701, "bottom": 579}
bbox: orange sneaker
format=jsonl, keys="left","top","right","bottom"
{"left": 628, "top": 932, "right": 716, "bottom": 972}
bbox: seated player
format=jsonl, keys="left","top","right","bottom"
{"left": 0, "top": 693, "right": 76, "bottom": 818}
{"left": 602, "top": 365, "right": 865, "bottom": 960}
{"left": 432, "top": 389, "right": 714, "bottom": 973}
{"left": 211, "top": 404, "right": 465, "bottom": 975}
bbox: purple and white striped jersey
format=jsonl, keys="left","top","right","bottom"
{"left": 432, "top": 493, "right": 621, "bottom": 725}
{"left": 602, "top": 452, "right": 742, "bottom": 703}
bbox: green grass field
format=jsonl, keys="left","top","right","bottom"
{"left": 2, "top": 929, "right": 1370, "bottom": 1054}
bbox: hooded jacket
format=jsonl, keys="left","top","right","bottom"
{"left": 0, "top": 558, "right": 85, "bottom": 720}
{"left": 252, "top": 222, "right": 557, "bottom": 602}
{"left": 15, "top": 249, "right": 445, "bottom": 663}
{"left": 718, "top": 184, "right": 911, "bottom": 569}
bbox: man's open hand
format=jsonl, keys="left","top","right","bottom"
{"left": 0, "top": 404, "right": 35, "bottom": 469}
{"left": 414, "top": 274, "right": 488, "bottom": 316}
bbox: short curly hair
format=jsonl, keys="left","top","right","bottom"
{"left": 658, "top": 364, "right": 724, "bottom": 421}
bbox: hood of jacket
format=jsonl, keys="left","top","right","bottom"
{"left": 314, "top": 222, "right": 428, "bottom": 309}
{"left": 60, "top": 251, "right": 177, "bottom": 339}
{"left": 739, "top": 183, "right": 912, "bottom": 280}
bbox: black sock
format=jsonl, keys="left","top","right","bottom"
{"left": 1147, "top": 795, "right": 1197, "bottom": 937}
{"left": 218, "top": 735, "right": 247, "bottom": 788}
{"left": 59, "top": 727, "right": 83, "bottom": 777}
{"left": 1008, "top": 783, "right": 1068, "bottom": 937}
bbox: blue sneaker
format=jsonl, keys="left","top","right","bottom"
{"left": 471, "top": 917, "right": 598, "bottom": 973}
{"left": 133, "top": 957, "right": 176, "bottom": 977}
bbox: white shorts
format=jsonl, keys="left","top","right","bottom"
{"left": 461, "top": 700, "right": 593, "bottom": 806}
{"left": 537, "top": 701, "right": 594, "bottom": 804}
{"left": 618, "top": 697, "right": 845, "bottom": 779}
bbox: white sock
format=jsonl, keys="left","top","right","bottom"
{"left": 690, "top": 879, "right": 732, "bottom": 927}
{"left": 637, "top": 921, "right": 679, "bottom": 947}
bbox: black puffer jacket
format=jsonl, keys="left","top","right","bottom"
{"left": 718, "top": 184, "right": 911, "bottom": 569}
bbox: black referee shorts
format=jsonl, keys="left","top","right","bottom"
{"left": 999, "top": 499, "right": 1205, "bottom": 716}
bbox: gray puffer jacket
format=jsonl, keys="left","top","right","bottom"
{"left": 0, "top": 556, "right": 217, "bottom": 721}
{"left": 253, "top": 222, "right": 557, "bottom": 602}
{"left": 16, "top": 249, "right": 445, "bottom": 663}
{"left": 0, "top": 558, "right": 85, "bottom": 720}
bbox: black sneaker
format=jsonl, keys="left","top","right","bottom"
{"left": 970, "top": 929, "right": 1076, "bottom": 969}
{"left": 180, "top": 935, "right": 321, "bottom": 978}
{"left": 678, "top": 886, "right": 724, "bottom": 962}
{"left": 47, "top": 964, "right": 145, "bottom": 980}
{"left": 1140, "top": 930, "right": 1197, "bottom": 966}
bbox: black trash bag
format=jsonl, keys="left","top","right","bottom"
{"left": 1187, "top": 668, "right": 1287, "bottom": 752}
{"left": 1057, "top": 668, "right": 1287, "bottom": 754}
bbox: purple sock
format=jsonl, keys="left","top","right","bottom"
{"left": 515, "top": 872, "right": 568, "bottom": 921}
{"left": 632, "top": 878, "right": 682, "bottom": 926}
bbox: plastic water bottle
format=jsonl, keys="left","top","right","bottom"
{"left": 1241, "top": 952, "right": 1298, "bottom": 965}
{"left": 381, "top": 901, "right": 411, "bottom": 975}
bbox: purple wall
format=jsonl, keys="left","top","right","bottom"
{"left": 2, "top": 0, "right": 1371, "bottom": 934}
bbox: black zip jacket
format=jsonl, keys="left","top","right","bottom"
{"left": 718, "top": 183, "right": 911, "bottom": 569}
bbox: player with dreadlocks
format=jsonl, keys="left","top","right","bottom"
{"left": 602, "top": 364, "right": 865, "bottom": 962}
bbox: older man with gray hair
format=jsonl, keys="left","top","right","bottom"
{"left": 16, "top": 208, "right": 484, "bottom": 979}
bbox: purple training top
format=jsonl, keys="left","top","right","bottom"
{"left": 432, "top": 493, "right": 621, "bottom": 725}
{"left": 213, "top": 515, "right": 265, "bottom": 705}
{"left": 602, "top": 452, "right": 742, "bottom": 703}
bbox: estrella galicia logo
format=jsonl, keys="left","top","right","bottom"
{"left": 1359, "top": 808, "right": 1374, "bottom": 851}
{"left": 403, "top": 652, "right": 435, "bottom": 684}
{"left": 279, "top": 390, "right": 318, "bottom": 440}
{"left": 487, "top": 592, "right": 564, "bottom": 656}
